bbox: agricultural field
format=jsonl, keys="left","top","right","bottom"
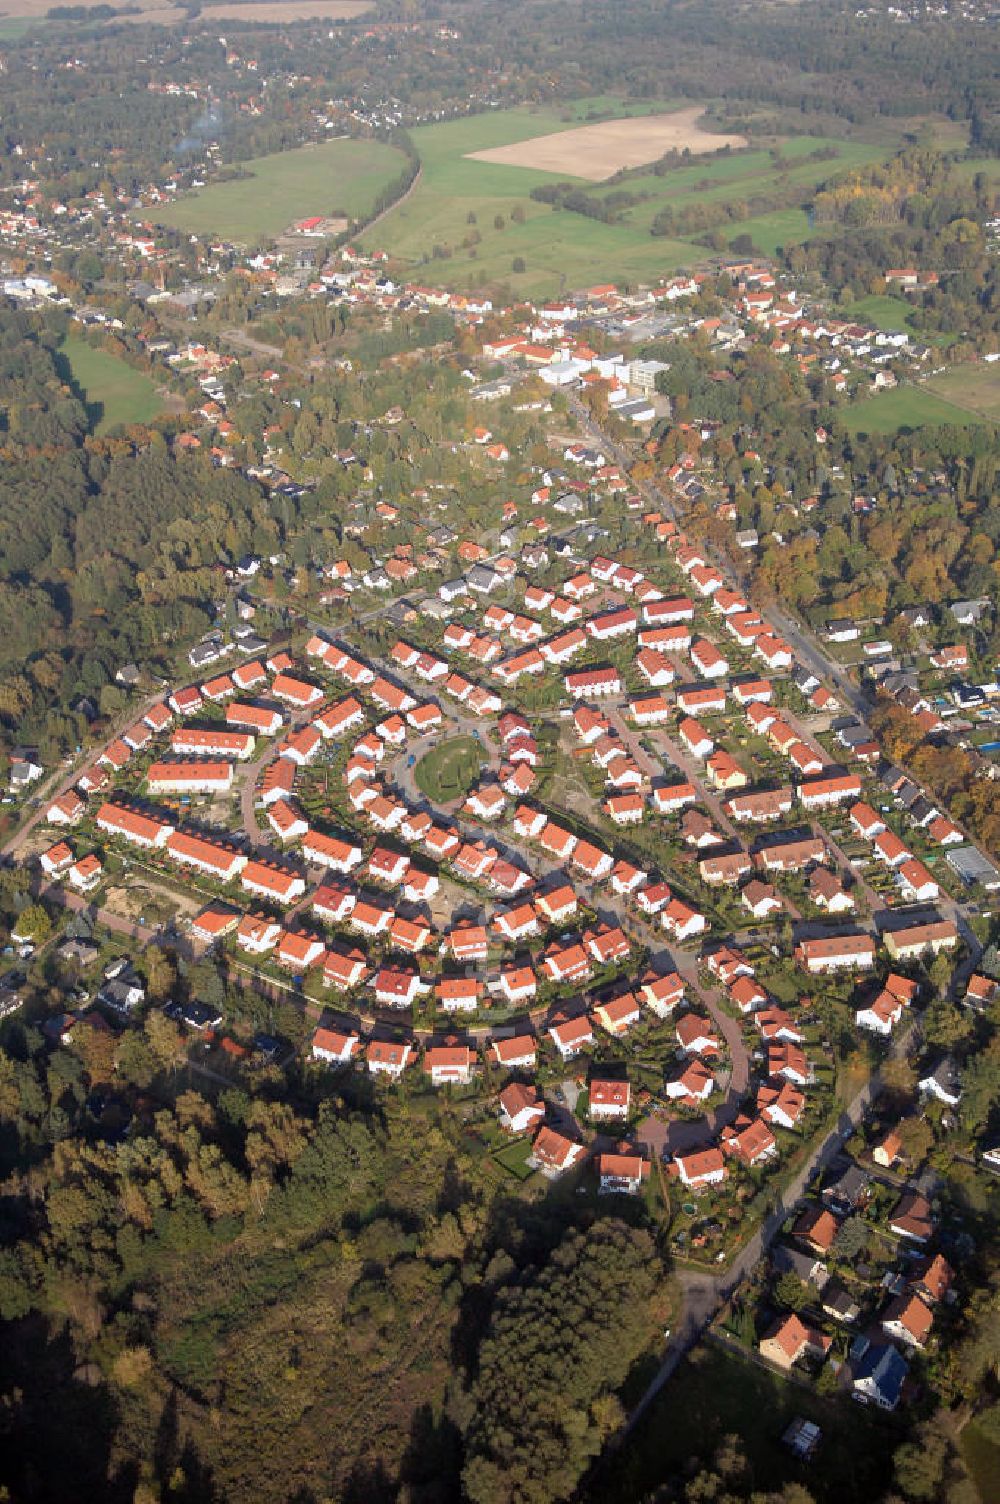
{"left": 365, "top": 104, "right": 894, "bottom": 299}
{"left": 200, "top": 0, "right": 370, "bottom": 19}
{"left": 923, "top": 362, "right": 1000, "bottom": 422}
{"left": 466, "top": 108, "right": 746, "bottom": 180}
{"left": 362, "top": 101, "right": 718, "bottom": 296}
{"left": 0, "top": 0, "right": 165, "bottom": 16}
{"left": 146, "top": 137, "right": 407, "bottom": 244}
{"left": 0, "top": 0, "right": 370, "bottom": 26}
{"left": 413, "top": 736, "right": 486, "bottom": 803}
{"left": 843, "top": 383, "right": 979, "bottom": 435}
{"left": 58, "top": 335, "right": 167, "bottom": 434}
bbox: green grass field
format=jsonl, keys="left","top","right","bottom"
{"left": 923, "top": 362, "right": 1000, "bottom": 422}
{"left": 493, "top": 1137, "right": 536, "bottom": 1181}
{"left": 841, "top": 294, "right": 919, "bottom": 333}
{"left": 145, "top": 137, "right": 407, "bottom": 244}
{"left": 724, "top": 207, "right": 813, "bottom": 256}
{"left": 364, "top": 104, "right": 893, "bottom": 298}
{"left": 844, "top": 383, "right": 979, "bottom": 434}
{"left": 0, "top": 16, "right": 48, "bottom": 37}
{"left": 589, "top": 135, "right": 887, "bottom": 229}
{"left": 59, "top": 335, "right": 166, "bottom": 433}
{"left": 362, "top": 99, "right": 703, "bottom": 297}
{"left": 413, "top": 736, "right": 486, "bottom": 803}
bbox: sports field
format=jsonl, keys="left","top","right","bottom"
{"left": 364, "top": 103, "right": 892, "bottom": 298}
{"left": 844, "top": 383, "right": 979, "bottom": 435}
{"left": 146, "top": 137, "right": 407, "bottom": 244}
{"left": 59, "top": 335, "right": 166, "bottom": 433}
{"left": 414, "top": 737, "right": 486, "bottom": 804}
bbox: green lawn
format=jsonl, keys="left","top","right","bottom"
{"left": 413, "top": 736, "right": 486, "bottom": 803}
{"left": 145, "top": 137, "right": 408, "bottom": 244}
{"left": 59, "top": 335, "right": 166, "bottom": 434}
{"left": 841, "top": 294, "right": 919, "bottom": 334}
{"left": 844, "top": 384, "right": 980, "bottom": 434}
{"left": 493, "top": 1137, "right": 536, "bottom": 1181}
{"left": 951, "top": 154, "right": 1000, "bottom": 187}
{"left": 590, "top": 1343, "right": 894, "bottom": 1504}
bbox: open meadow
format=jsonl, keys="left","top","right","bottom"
{"left": 844, "top": 383, "right": 981, "bottom": 435}
{"left": 145, "top": 137, "right": 406, "bottom": 244}
{"left": 923, "top": 362, "right": 1000, "bottom": 422}
{"left": 361, "top": 100, "right": 703, "bottom": 298}
{"left": 840, "top": 294, "right": 921, "bottom": 333}
{"left": 364, "top": 103, "right": 894, "bottom": 299}
{"left": 58, "top": 335, "right": 167, "bottom": 434}
{"left": 722, "top": 207, "right": 812, "bottom": 255}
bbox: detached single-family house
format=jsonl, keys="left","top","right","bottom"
{"left": 852, "top": 1342, "right": 909, "bottom": 1411}
{"left": 759, "top": 1314, "right": 832, "bottom": 1372}
{"left": 881, "top": 1292, "right": 934, "bottom": 1350}
{"left": 597, "top": 1151, "right": 650, "bottom": 1196}
{"left": 499, "top": 1083, "right": 546, "bottom": 1135}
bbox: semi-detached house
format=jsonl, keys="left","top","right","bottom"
{"left": 226, "top": 702, "right": 283, "bottom": 737}
{"left": 565, "top": 666, "right": 622, "bottom": 699}
{"left": 798, "top": 771, "right": 863, "bottom": 809}
{"left": 795, "top": 933, "right": 875, "bottom": 973}
{"left": 241, "top": 859, "right": 306, "bottom": 905}
{"left": 166, "top": 830, "right": 247, "bottom": 882}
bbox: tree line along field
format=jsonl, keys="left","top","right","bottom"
{"left": 361, "top": 102, "right": 896, "bottom": 298}
{"left": 57, "top": 334, "right": 166, "bottom": 433}
{"left": 145, "top": 136, "right": 408, "bottom": 244}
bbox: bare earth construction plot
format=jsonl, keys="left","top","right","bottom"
{"left": 466, "top": 108, "right": 747, "bottom": 181}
